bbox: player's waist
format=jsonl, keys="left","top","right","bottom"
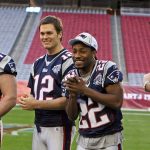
{"left": 79, "top": 127, "right": 123, "bottom": 138}
{"left": 34, "top": 115, "right": 74, "bottom": 127}
{"left": 35, "top": 122, "right": 75, "bottom": 127}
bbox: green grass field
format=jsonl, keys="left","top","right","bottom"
{"left": 1, "top": 107, "right": 150, "bottom": 150}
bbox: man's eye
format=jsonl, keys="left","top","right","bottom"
{"left": 47, "top": 32, "right": 53, "bottom": 35}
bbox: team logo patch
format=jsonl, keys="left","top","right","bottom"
{"left": 107, "top": 70, "right": 120, "bottom": 83}
{"left": 8, "top": 62, "right": 16, "bottom": 73}
{"left": 93, "top": 74, "right": 102, "bottom": 85}
{"left": 80, "top": 34, "right": 87, "bottom": 39}
{"left": 52, "top": 64, "right": 61, "bottom": 74}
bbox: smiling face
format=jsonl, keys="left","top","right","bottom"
{"left": 72, "top": 42, "right": 96, "bottom": 72}
{"left": 40, "top": 24, "right": 62, "bottom": 54}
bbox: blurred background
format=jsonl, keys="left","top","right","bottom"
{"left": 0, "top": 0, "right": 150, "bottom": 149}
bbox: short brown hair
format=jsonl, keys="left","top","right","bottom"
{"left": 39, "top": 15, "right": 63, "bottom": 34}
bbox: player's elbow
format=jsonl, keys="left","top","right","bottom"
{"left": 8, "top": 95, "right": 17, "bottom": 108}
{"left": 115, "top": 101, "right": 122, "bottom": 109}
{"left": 113, "top": 98, "right": 123, "bottom": 109}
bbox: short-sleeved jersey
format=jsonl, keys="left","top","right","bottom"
{"left": 28, "top": 49, "right": 74, "bottom": 127}
{"left": 0, "top": 53, "right": 17, "bottom": 76}
{"left": 63, "top": 60, "right": 123, "bottom": 137}
{"left": 0, "top": 53, "right": 17, "bottom": 96}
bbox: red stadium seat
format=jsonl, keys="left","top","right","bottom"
{"left": 121, "top": 16, "right": 150, "bottom": 73}
{"left": 24, "top": 12, "right": 113, "bottom": 64}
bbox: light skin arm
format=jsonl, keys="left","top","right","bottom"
{"left": 143, "top": 73, "right": 150, "bottom": 92}
{"left": 0, "top": 74, "right": 17, "bottom": 117}
{"left": 19, "top": 95, "right": 67, "bottom": 110}
{"left": 64, "top": 76, "right": 123, "bottom": 110}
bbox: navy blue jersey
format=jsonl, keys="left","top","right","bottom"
{"left": 0, "top": 53, "right": 17, "bottom": 96}
{"left": 63, "top": 60, "right": 123, "bottom": 137}
{"left": 0, "top": 53, "right": 17, "bottom": 76}
{"left": 28, "top": 49, "right": 74, "bottom": 127}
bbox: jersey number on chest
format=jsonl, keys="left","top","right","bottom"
{"left": 79, "top": 98, "right": 110, "bottom": 129}
{"left": 34, "top": 75, "right": 54, "bottom": 100}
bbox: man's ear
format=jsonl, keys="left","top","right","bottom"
{"left": 58, "top": 31, "right": 63, "bottom": 40}
{"left": 92, "top": 51, "right": 97, "bottom": 59}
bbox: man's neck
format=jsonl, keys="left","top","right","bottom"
{"left": 79, "top": 60, "right": 96, "bottom": 77}
{"left": 47, "top": 45, "right": 64, "bottom": 55}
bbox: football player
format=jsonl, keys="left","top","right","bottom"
{"left": 0, "top": 53, "right": 17, "bottom": 146}
{"left": 64, "top": 32, "right": 124, "bottom": 150}
{"left": 19, "top": 15, "right": 75, "bottom": 150}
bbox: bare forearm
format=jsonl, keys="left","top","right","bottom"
{"left": 23, "top": 97, "right": 67, "bottom": 110}
{"left": 82, "top": 87, "right": 123, "bottom": 109}
{"left": 35, "top": 98, "right": 67, "bottom": 110}
{"left": 0, "top": 97, "right": 16, "bottom": 117}
{"left": 66, "top": 96, "right": 79, "bottom": 121}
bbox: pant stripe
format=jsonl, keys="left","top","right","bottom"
{"left": 118, "top": 143, "right": 122, "bottom": 150}
{"left": 62, "top": 126, "right": 72, "bottom": 150}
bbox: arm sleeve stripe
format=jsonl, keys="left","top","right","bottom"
{"left": 0, "top": 56, "right": 11, "bottom": 73}
{"left": 62, "top": 57, "right": 73, "bottom": 76}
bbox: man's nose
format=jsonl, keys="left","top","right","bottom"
{"left": 43, "top": 34, "right": 49, "bottom": 39}
{"left": 74, "top": 51, "right": 81, "bottom": 58}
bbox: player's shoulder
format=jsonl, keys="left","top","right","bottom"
{"left": 33, "top": 55, "right": 45, "bottom": 66}
{"left": 0, "top": 53, "right": 10, "bottom": 62}
{"left": 105, "top": 60, "right": 116, "bottom": 67}
{"left": 60, "top": 49, "right": 72, "bottom": 61}
{"left": 98, "top": 60, "right": 116, "bottom": 66}
{"left": 35, "top": 55, "right": 45, "bottom": 62}
{"left": 0, "top": 53, "right": 15, "bottom": 66}
{"left": 0, "top": 53, "right": 17, "bottom": 75}
{"left": 103, "top": 60, "right": 123, "bottom": 83}
{"left": 97, "top": 60, "right": 117, "bottom": 70}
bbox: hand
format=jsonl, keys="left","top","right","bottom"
{"left": 19, "top": 95, "right": 37, "bottom": 110}
{"left": 64, "top": 76, "right": 86, "bottom": 95}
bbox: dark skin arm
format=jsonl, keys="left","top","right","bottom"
{"left": 65, "top": 93, "right": 79, "bottom": 121}
{"left": 64, "top": 77, "right": 80, "bottom": 121}
{"left": 64, "top": 76, "right": 123, "bottom": 121}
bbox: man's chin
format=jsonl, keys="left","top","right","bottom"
{"left": 75, "top": 61, "right": 84, "bottom": 67}
{"left": 75, "top": 65, "right": 83, "bottom": 69}
{"left": 44, "top": 46, "right": 51, "bottom": 49}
